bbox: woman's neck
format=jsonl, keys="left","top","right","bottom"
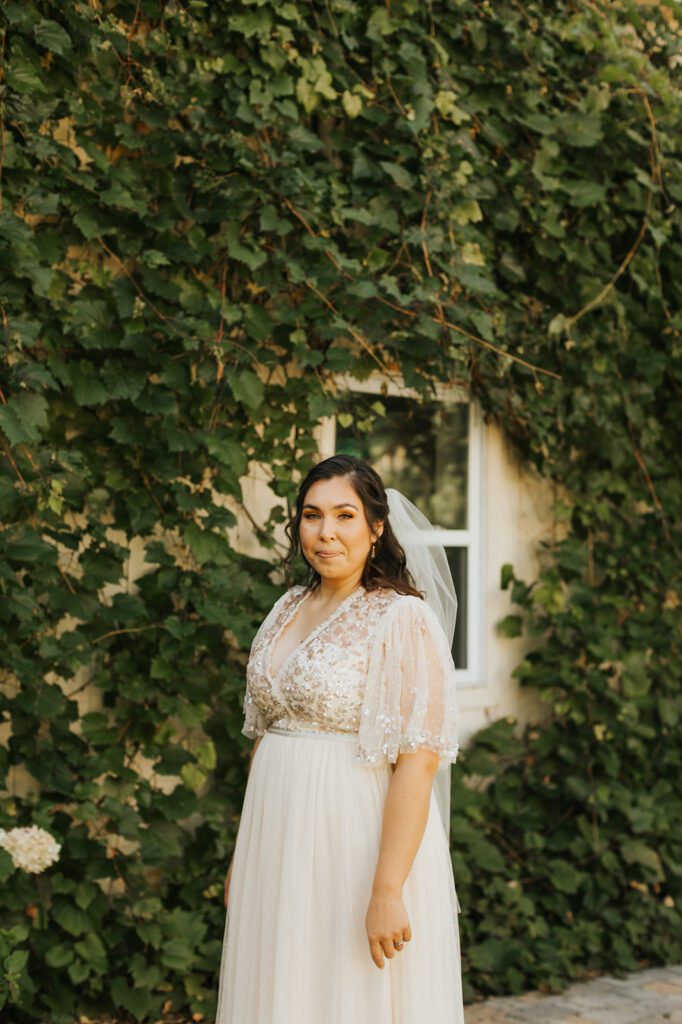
{"left": 314, "top": 574, "right": 364, "bottom": 603}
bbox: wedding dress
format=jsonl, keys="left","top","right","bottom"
{"left": 214, "top": 583, "right": 465, "bottom": 1024}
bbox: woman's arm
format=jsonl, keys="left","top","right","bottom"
{"left": 224, "top": 736, "right": 263, "bottom": 908}
{"left": 365, "top": 747, "right": 439, "bottom": 969}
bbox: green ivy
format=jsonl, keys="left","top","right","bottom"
{"left": 0, "top": 0, "right": 680, "bottom": 1018}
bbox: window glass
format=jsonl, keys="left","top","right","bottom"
{"left": 335, "top": 394, "right": 468, "bottom": 529}
{"left": 446, "top": 547, "right": 468, "bottom": 670}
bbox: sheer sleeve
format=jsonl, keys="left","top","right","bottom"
{"left": 357, "top": 595, "right": 460, "bottom": 768}
{"left": 242, "top": 683, "right": 267, "bottom": 740}
{"left": 241, "top": 588, "right": 296, "bottom": 739}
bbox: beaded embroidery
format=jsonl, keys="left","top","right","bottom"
{"left": 242, "top": 585, "right": 459, "bottom": 768}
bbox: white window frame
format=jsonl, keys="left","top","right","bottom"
{"left": 319, "top": 372, "right": 486, "bottom": 688}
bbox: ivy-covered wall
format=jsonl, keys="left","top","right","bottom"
{"left": 0, "top": 1, "right": 680, "bottom": 1019}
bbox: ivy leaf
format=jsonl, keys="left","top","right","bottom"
{"left": 52, "top": 898, "right": 92, "bottom": 937}
{"left": 206, "top": 435, "right": 248, "bottom": 476}
{"left": 342, "top": 90, "right": 363, "bottom": 118}
{"left": 33, "top": 684, "right": 68, "bottom": 718}
{"left": 45, "top": 944, "right": 75, "bottom": 968}
{"left": 469, "top": 938, "right": 518, "bottom": 972}
{"left": 0, "top": 210, "right": 33, "bottom": 246}
{"left": 498, "top": 615, "right": 523, "bottom": 638}
{"left": 621, "top": 650, "right": 650, "bottom": 698}
{"left": 34, "top": 19, "right": 73, "bottom": 56}
{"left": 379, "top": 161, "right": 413, "bottom": 190}
{"left": 181, "top": 763, "right": 208, "bottom": 793}
{"left": 500, "top": 564, "right": 515, "bottom": 590}
{"left": 74, "top": 931, "right": 108, "bottom": 970}
{"left": 5, "top": 55, "right": 47, "bottom": 94}
{"left": 73, "top": 210, "right": 102, "bottom": 240}
{"left": 194, "top": 740, "right": 217, "bottom": 770}
{"left": 470, "top": 839, "right": 506, "bottom": 873}
{"left": 224, "top": 223, "right": 267, "bottom": 270}
{"left": 5, "top": 949, "right": 29, "bottom": 975}
{"left": 111, "top": 977, "right": 154, "bottom": 1020}
{"left": 621, "top": 841, "right": 664, "bottom": 880}
{"left": 183, "top": 523, "right": 233, "bottom": 566}
{"left": 367, "top": 8, "right": 395, "bottom": 38}
{"left": 562, "top": 180, "right": 608, "bottom": 207}
{"left": 0, "top": 848, "right": 15, "bottom": 881}
{"left": 159, "top": 936, "right": 195, "bottom": 971}
{"left": 70, "top": 363, "right": 108, "bottom": 405}
{"left": 450, "top": 200, "right": 483, "bottom": 226}
{"left": 560, "top": 113, "right": 603, "bottom": 147}
{"left": 228, "top": 369, "right": 264, "bottom": 411}
{"left": 548, "top": 858, "right": 583, "bottom": 894}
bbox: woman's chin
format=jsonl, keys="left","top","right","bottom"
{"left": 317, "top": 561, "right": 342, "bottom": 574}
{"left": 314, "top": 558, "right": 349, "bottom": 577}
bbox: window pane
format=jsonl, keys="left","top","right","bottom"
{"left": 335, "top": 394, "right": 468, "bottom": 529}
{"left": 446, "top": 547, "right": 467, "bottom": 670}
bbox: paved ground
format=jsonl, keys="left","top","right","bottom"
{"left": 464, "top": 964, "right": 682, "bottom": 1024}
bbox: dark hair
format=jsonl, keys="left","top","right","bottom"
{"left": 282, "top": 454, "right": 423, "bottom": 599}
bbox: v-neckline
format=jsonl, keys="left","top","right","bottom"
{"left": 266, "top": 584, "right": 364, "bottom": 686}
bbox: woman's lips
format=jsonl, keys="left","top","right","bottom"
{"left": 317, "top": 552, "right": 341, "bottom": 559}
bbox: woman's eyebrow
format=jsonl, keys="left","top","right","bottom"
{"left": 302, "top": 503, "right": 359, "bottom": 510}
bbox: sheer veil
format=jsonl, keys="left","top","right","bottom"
{"left": 385, "top": 487, "right": 459, "bottom": 842}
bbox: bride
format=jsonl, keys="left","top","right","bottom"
{"left": 215, "top": 454, "right": 465, "bottom": 1023}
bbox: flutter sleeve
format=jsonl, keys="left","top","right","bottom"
{"left": 357, "top": 595, "right": 460, "bottom": 768}
{"left": 242, "top": 683, "right": 267, "bottom": 740}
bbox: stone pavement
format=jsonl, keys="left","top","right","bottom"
{"left": 464, "top": 964, "right": 682, "bottom": 1024}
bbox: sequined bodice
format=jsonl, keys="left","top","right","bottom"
{"left": 245, "top": 585, "right": 402, "bottom": 736}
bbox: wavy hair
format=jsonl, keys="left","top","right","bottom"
{"left": 282, "top": 454, "right": 423, "bottom": 599}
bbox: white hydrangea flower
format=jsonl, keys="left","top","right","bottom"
{"left": 0, "top": 825, "right": 62, "bottom": 874}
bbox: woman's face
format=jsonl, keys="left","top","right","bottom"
{"left": 298, "top": 476, "right": 383, "bottom": 585}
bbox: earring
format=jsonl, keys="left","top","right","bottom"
{"left": 370, "top": 542, "right": 376, "bottom": 560}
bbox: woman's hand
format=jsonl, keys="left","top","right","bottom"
{"left": 224, "top": 859, "right": 234, "bottom": 910}
{"left": 365, "top": 885, "right": 412, "bottom": 968}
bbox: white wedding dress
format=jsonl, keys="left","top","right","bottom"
{"left": 214, "top": 583, "right": 465, "bottom": 1024}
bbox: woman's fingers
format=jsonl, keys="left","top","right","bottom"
{"left": 369, "top": 930, "right": 411, "bottom": 968}
{"left": 365, "top": 892, "right": 411, "bottom": 968}
{"left": 370, "top": 939, "right": 386, "bottom": 969}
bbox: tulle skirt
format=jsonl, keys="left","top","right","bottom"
{"left": 215, "top": 727, "right": 465, "bottom": 1024}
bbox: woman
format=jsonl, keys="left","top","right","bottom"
{"left": 215, "top": 455, "right": 464, "bottom": 1023}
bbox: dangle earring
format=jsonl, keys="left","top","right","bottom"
{"left": 370, "top": 541, "right": 376, "bottom": 560}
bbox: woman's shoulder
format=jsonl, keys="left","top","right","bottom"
{"left": 364, "top": 586, "right": 426, "bottom": 617}
{"left": 365, "top": 585, "right": 423, "bottom": 603}
{"left": 366, "top": 586, "right": 445, "bottom": 634}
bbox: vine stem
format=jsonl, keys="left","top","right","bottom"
{"left": 566, "top": 87, "right": 663, "bottom": 328}
{"left": 92, "top": 624, "right": 162, "bottom": 644}
{"left": 279, "top": 194, "right": 560, "bottom": 381}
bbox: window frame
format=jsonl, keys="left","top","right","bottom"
{"left": 322, "top": 372, "right": 486, "bottom": 688}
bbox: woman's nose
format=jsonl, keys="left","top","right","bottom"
{"left": 318, "top": 518, "right": 336, "bottom": 539}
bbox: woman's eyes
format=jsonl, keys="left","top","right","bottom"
{"left": 303, "top": 513, "right": 353, "bottom": 520}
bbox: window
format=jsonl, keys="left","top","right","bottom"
{"left": 329, "top": 374, "right": 484, "bottom": 685}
